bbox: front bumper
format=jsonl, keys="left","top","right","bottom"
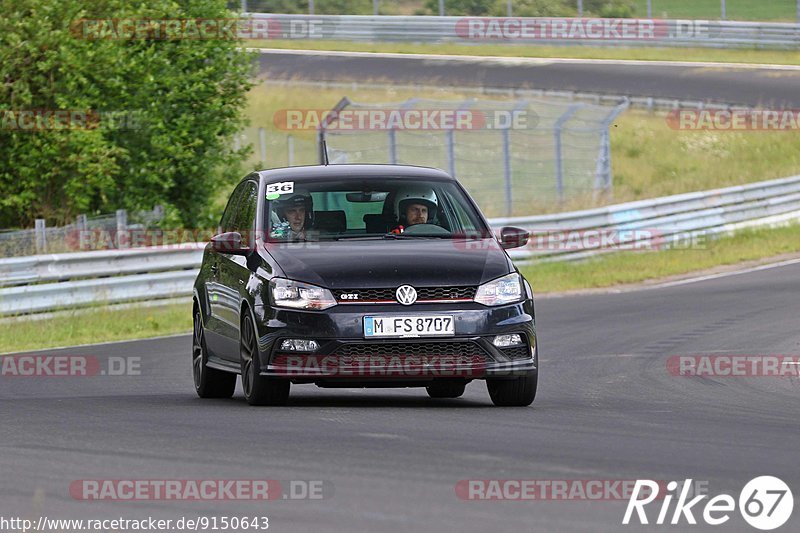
{"left": 252, "top": 300, "right": 537, "bottom": 382}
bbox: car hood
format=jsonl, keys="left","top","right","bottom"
{"left": 266, "top": 238, "right": 511, "bottom": 289}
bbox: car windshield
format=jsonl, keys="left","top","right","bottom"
{"left": 264, "top": 177, "right": 489, "bottom": 242}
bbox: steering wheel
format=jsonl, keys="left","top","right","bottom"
{"left": 402, "top": 224, "right": 451, "bottom": 236}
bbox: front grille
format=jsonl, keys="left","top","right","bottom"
{"left": 332, "top": 341, "right": 488, "bottom": 358}
{"left": 417, "top": 286, "right": 476, "bottom": 300}
{"left": 500, "top": 345, "right": 530, "bottom": 359}
{"left": 335, "top": 286, "right": 476, "bottom": 303}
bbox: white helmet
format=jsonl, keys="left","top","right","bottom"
{"left": 393, "top": 186, "right": 438, "bottom": 223}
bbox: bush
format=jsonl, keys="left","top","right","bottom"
{"left": 0, "top": 0, "right": 253, "bottom": 228}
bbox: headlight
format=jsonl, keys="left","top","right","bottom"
{"left": 474, "top": 273, "right": 523, "bottom": 306}
{"left": 269, "top": 278, "right": 337, "bottom": 310}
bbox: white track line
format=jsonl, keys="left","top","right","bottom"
{"left": 649, "top": 256, "right": 800, "bottom": 289}
{"left": 539, "top": 256, "right": 800, "bottom": 299}
{"left": 254, "top": 48, "right": 800, "bottom": 71}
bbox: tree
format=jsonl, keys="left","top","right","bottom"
{"left": 0, "top": 0, "right": 254, "bottom": 228}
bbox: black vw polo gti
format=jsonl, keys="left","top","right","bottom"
{"left": 192, "top": 165, "right": 538, "bottom": 406}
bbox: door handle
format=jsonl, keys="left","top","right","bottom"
{"left": 210, "top": 263, "right": 219, "bottom": 274}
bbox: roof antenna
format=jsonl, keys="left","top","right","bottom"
{"left": 321, "top": 139, "right": 330, "bottom": 166}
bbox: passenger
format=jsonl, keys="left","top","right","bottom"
{"left": 272, "top": 189, "right": 313, "bottom": 241}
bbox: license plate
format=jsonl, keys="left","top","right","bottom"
{"left": 364, "top": 315, "right": 455, "bottom": 338}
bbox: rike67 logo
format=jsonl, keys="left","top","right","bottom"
{"left": 623, "top": 477, "right": 793, "bottom": 530}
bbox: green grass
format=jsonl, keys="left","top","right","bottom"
{"left": 0, "top": 302, "right": 191, "bottom": 354}
{"left": 520, "top": 223, "right": 800, "bottom": 292}
{"left": 248, "top": 39, "right": 800, "bottom": 65}
{"left": 633, "top": 0, "right": 797, "bottom": 21}
{"left": 611, "top": 111, "right": 800, "bottom": 203}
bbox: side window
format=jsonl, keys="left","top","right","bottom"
{"left": 219, "top": 183, "right": 246, "bottom": 234}
{"left": 232, "top": 182, "right": 258, "bottom": 234}
{"left": 442, "top": 189, "right": 478, "bottom": 231}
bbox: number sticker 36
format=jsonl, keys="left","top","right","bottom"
{"left": 267, "top": 181, "right": 294, "bottom": 195}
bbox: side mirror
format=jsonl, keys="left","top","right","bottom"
{"left": 499, "top": 226, "right": 529, "bottom": 249}
{"left": 211, "top": 232, "right": 250, "bottom": 255}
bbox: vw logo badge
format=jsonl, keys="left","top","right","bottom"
{"left": 395, "top": 285, "right": 417, "bottom": 306}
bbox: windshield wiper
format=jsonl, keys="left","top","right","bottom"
{"left": 383, "top": 234, "right": 453, "bottom": 239}
{"left": 323, "top": 234, "right": 398, "bottom": 241}
{"left": 320, "top": 233, "right": 455, "bottom": 241}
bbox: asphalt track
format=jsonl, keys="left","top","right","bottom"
{"left": 3, "top": 262, "right": 799, "bottom": 532}
{"left": 256, "top": 49, "right": 800, "bottom": 108}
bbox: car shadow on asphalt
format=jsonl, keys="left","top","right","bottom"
{"left": 280, "top": 395, "right": 493, "bottom": 408}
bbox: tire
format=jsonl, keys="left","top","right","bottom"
{"left": 193, "top": 309, "right": 236, "bottom": 399}
{"left": 240, "top": 313, "right": 290, "bottom": 406}
{"left": 487, "top": 371, "right": 537, "bottom": 407}
{"left": 426, "top": 380, "right": 466, "bottom": 399}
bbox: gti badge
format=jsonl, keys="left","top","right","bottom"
{"left": 396, "top": 285, "right": 417, "bottom": 305}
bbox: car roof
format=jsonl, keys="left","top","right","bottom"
{"left": 255, "top": 164, "right": 455, "bottom": 182}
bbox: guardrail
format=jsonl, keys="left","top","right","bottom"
{"left": 2, "top": 175, "right": 800, "bottom": 315}
{"left": 0, "top": 245, "right": 204, "bottom": 315}
{"left": 0, "top": 245, "right": 204, "bottom": 287}
{"left": 0, "top": 271, "right": 199, "bottom": 316}
{"left": 501, "top": 174, "right": 800, "bottom": 263}
{"left": 245, "top": 14, "right": 800, "bottom": 49}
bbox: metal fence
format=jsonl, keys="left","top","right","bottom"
{"left": 3, "top": 174, "right": 800, "bottom": 316}
{"left": 502, "top": 173, "right": 800, "bottom": 263}
{"left": 242, "top": 13, "right": 800, "bottom": 49}
{"left": 318, "top": 96, "right": 628, "bottom": 217}
{"left": 235, "top": 128, "right": 318, "bottom": 168}
{"left": 241, "top": 75, "right": 733, "bottom": 177}
{"left": 0, "top": 207, "right": 164, "bottom": 258}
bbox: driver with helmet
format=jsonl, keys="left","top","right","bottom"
{"left": 390, "top": 186, "right": 438, "bottom": 234}
{"left": 271, "top": 189, "right": 313, "bottom": 241}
